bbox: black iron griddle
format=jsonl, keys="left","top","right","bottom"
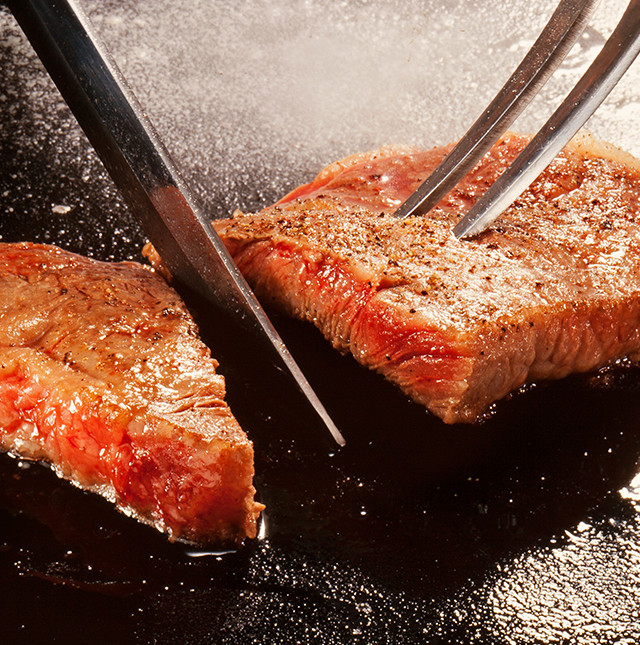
{"left": 2, "top": 1, "right": 640, "bottom": 643}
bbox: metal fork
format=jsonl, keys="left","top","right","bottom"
{"left": 395, "top": 0, "right": 640, "bottom": 239}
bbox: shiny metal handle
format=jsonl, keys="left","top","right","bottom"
{"left": 394, "top": 0, "right": 599, "bottom": 221}
{"left": 10, "top": 0, "right": 345, "bottom": 445}
{"left": 455, "top": 0, "right": 640, "bottom": 238}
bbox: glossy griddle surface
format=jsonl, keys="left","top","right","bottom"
{"left": 2, "top": 1, "right": 640, "bottom": 643}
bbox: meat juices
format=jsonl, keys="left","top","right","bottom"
{"left": 0, "top": 242, "right": 263, "bottom": 544}
{"left": 216, "top": 133, "right": 640, "bottom": 424}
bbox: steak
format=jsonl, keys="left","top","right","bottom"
{"left": 0, "top": 242, "right": 263, "bottom": 544}
{"left": 215, "top": 133, "right": 640, "bottom": 424}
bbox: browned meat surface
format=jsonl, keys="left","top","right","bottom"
{"left": 0, "top": 242, "right": 263, "bottom": 544}
{"left": 215, "top": 133, "right": 640, "bottom": 424}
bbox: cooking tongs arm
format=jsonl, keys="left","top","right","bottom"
{"left": 454, "top": 0, "right": 640, "bottom": 238}
{"left": 393, "top": 0, "right": 600, "bottom": 222}
{"left": 10, "top": 0, "right": 345, "bottom": 446}
{"left": 395, "top": 0, "right": 640, "bottom": 239}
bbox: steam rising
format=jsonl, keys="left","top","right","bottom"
{"left": 84, "top": 0, "right": 640, "bottom": 215}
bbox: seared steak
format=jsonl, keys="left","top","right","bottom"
{"left": 215, "top": 133, "right": 640, "bottom": 424}
{"left": 0, "top": 242, "right": 263, "bottom": 544}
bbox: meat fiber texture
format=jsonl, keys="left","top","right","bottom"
{"left": 0, "top": 242, "right": 263, "bottom": 544}
{"left": 215, "top": 132, "right": 640, "bottom": 424}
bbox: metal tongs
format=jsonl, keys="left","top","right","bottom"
{"left": 396, "top": 0, "right": 640, "bottom": 238}
{"left": 9, "top": 0, "right": 345, "bottom": 446}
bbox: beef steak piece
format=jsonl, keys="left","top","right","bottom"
{"left": 0, "top": 242, "right": 263, "bottom": 544}
{"left": 216, "top": 133, "right": 640, "bottom": 423}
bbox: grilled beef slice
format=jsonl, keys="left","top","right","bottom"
{"left": 0, "top": 242, "right": 263, "bottom": 544}
{"left": 215, "top": 133, "right": 640, "bottom": 424}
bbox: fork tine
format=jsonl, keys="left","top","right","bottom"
{"left": 394, "top": 0, "right": 599, "bottom": 221}
{"left": 454, "top": 0, "right": 640, "bottom": 239}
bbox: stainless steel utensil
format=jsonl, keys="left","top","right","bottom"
{"left": 396, "top": 0, "right": 640, "bottom": 240}
{"left": 9, "top": 0, "right": 345, "bottom": 446}
{"left": 454, "top": 0, "right": 640, "bottom": 238}
{"left": 393, "top": 0, "right": 600, "bottom": 222}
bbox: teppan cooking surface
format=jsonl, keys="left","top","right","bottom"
{"left": 2, "top": 1, "right": 640, "bottom": 643}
